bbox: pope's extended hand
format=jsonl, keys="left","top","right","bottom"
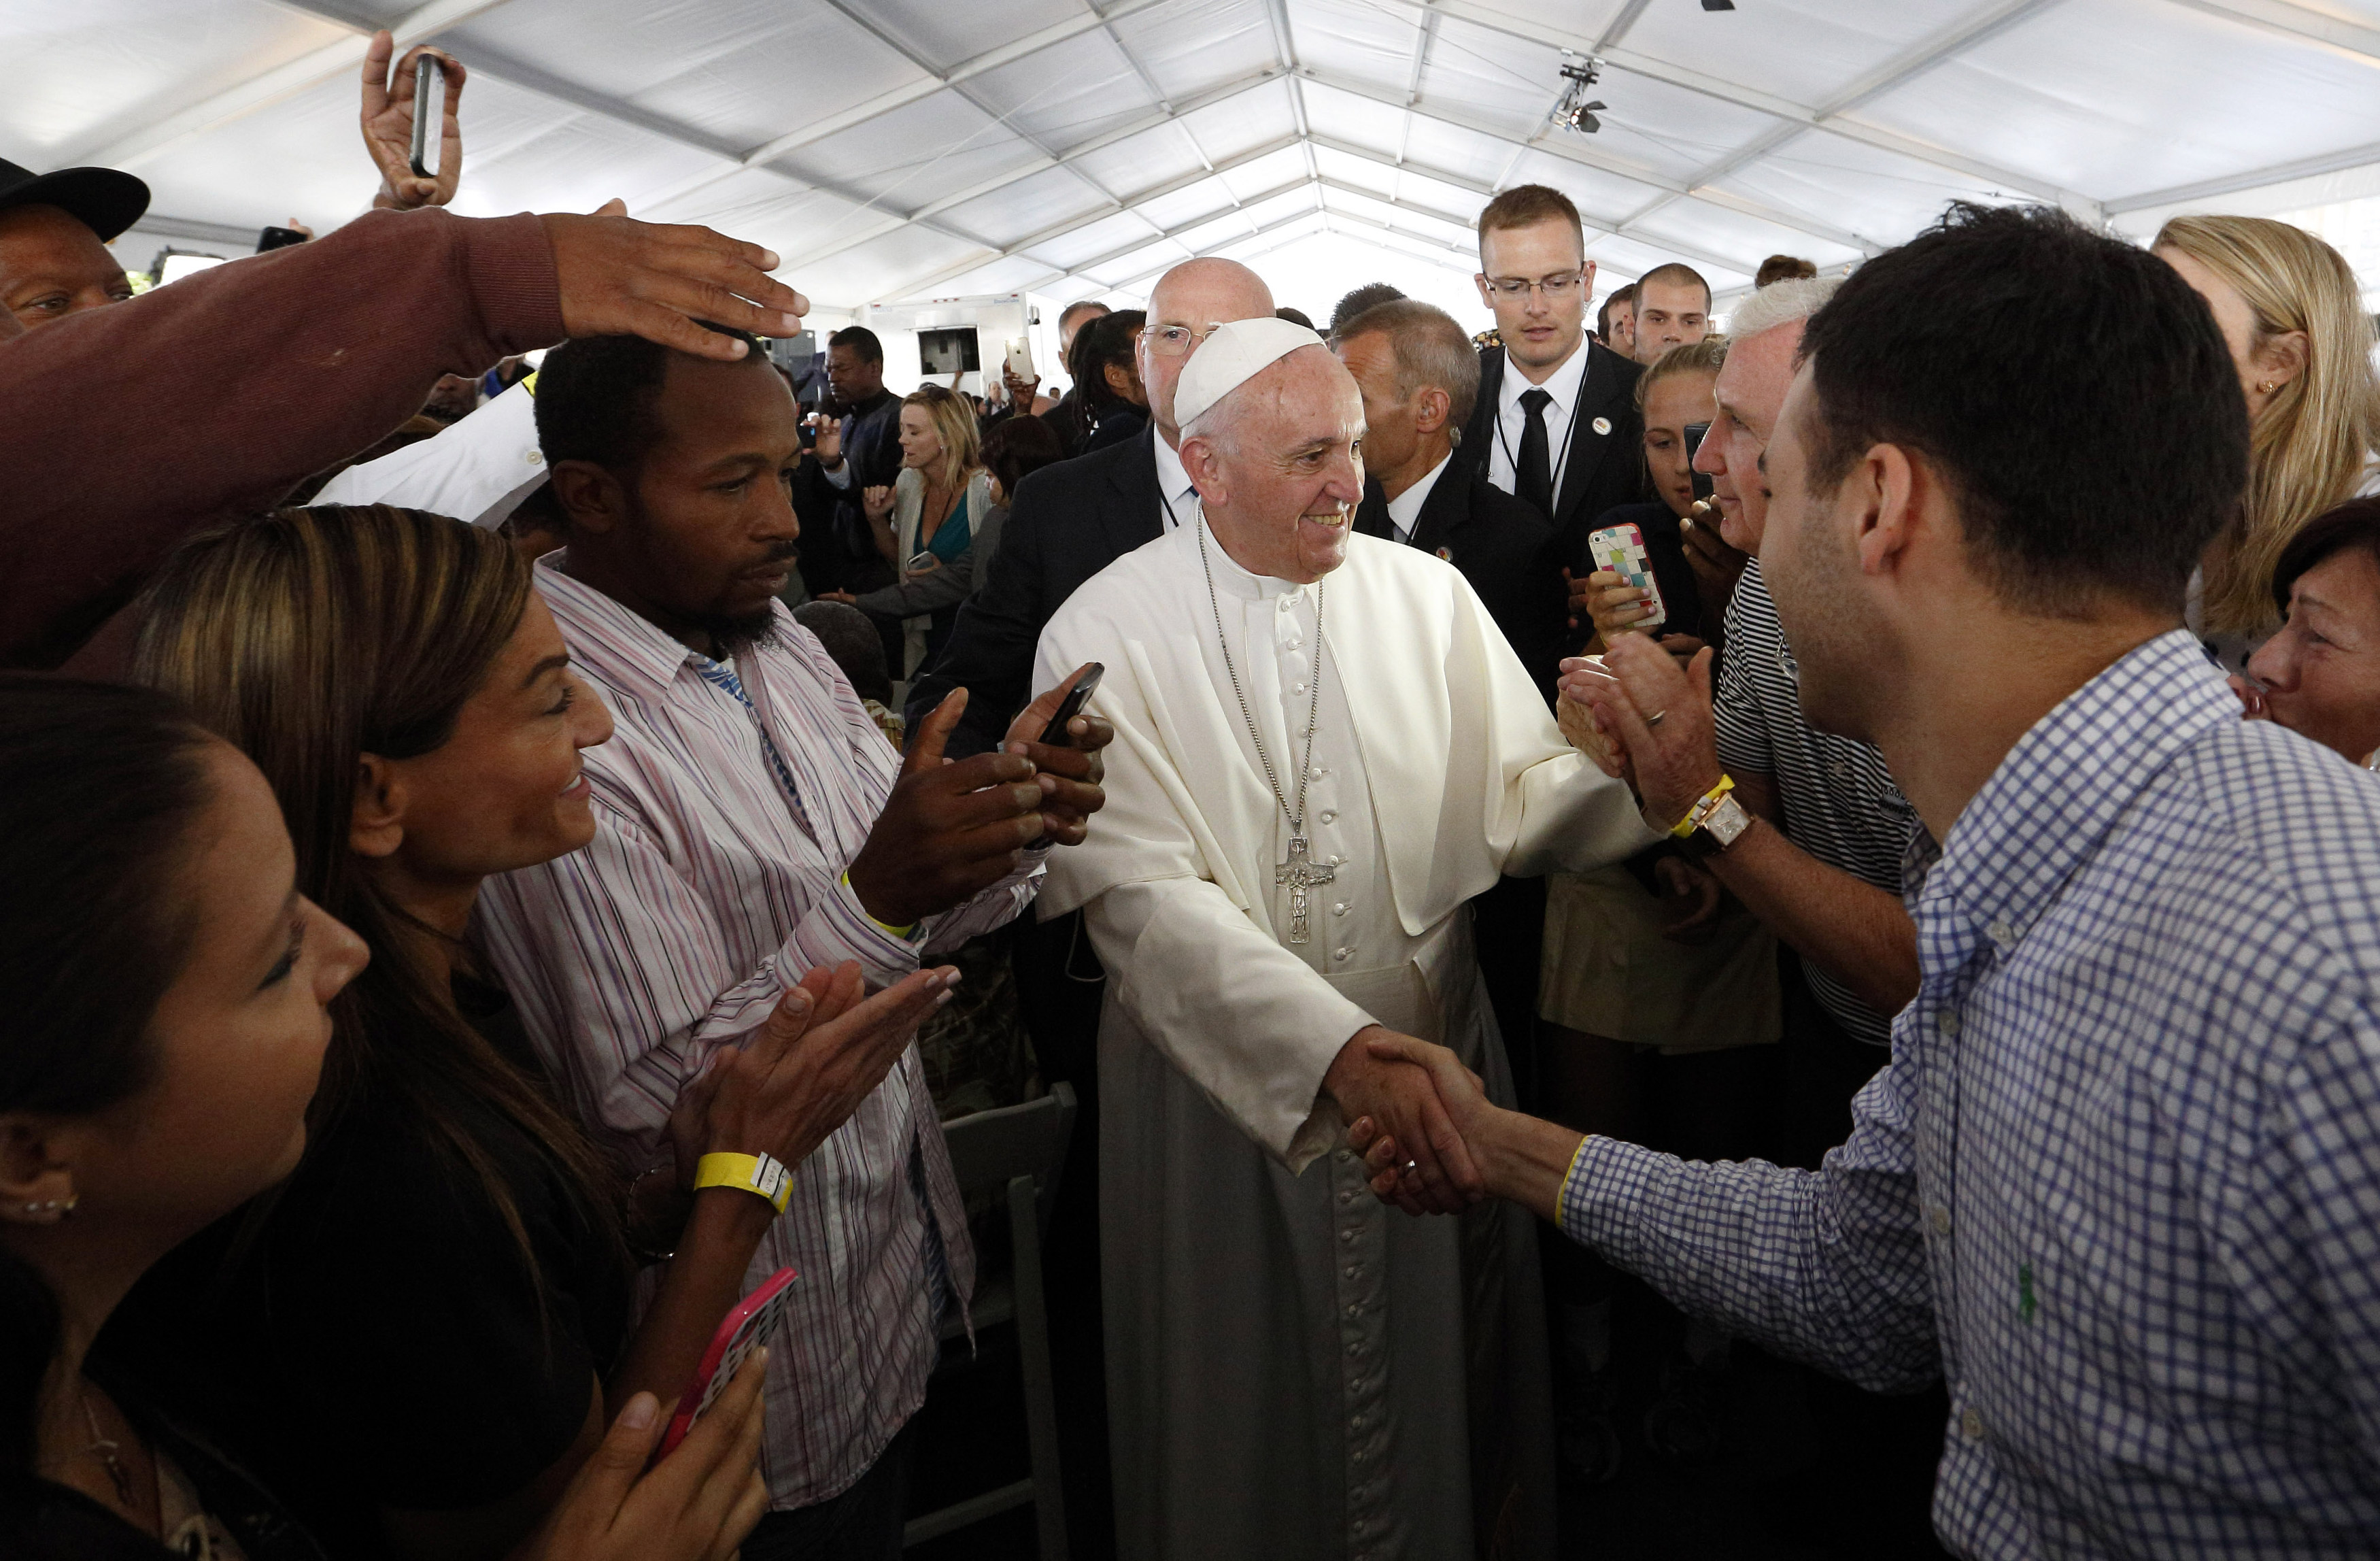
{"left": 1327, "top": 1028, "right": 1484, "bottom": 1216}
{"left": 1343, "top": 1033, "right": 1491, "bottom": 1213}
{"left": 1002, "top": 663, "right": 1113, "bottom": 847}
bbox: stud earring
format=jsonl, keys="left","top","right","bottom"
{"left": 18, "top": 1194, "right": 77, "bottom": 1220}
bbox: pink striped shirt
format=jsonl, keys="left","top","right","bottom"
{"left": 477, "top": 558, "right": 1040, "bottom": 1508}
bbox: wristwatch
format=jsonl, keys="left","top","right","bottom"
{"left": 1670, "top": 774, "right": 1754, "bottom": 860}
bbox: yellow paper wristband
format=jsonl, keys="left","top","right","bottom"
{"left": 840, "top": 869, "right": 919, "bottom": 939}
{"left": 694, "top": 1152, "right": 793, "bottom": 1214}
{"left": 1669, "top": 773, "right": 1737, "bottom": 839}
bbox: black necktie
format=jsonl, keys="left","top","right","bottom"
{"left": 1516, "top": 388, "right": 1555, "bottom": 522}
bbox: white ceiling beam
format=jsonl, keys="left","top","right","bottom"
{"left": 1319, "top": 212, "right": 1491, "bottom": 282}
{"left": 1593, "top": 0, "right": 1659, "bottom": 52}
{"left": 871, "top": 129, "right": 1305, "bottom": 300}
{"left": 1304, "top": 67, "right": 1881, "bottom": 255}
{"left": 738, "top": 0, "right": 1175, "bottom": 169}
{"left": 1620, "top": 0, "right": 2071, "bottom": 237}
{"left": 1307, "top": 137, "right": 1765, "bottom": 277}
{"left": 435, "top": 43, "right": 1013, "bottom": 259}
{"left": 1262, "top": 0, "right": 1322, "bottom": 184}
{"left": 767, "top": 71, "right": 1285, "bottom": 272}
{"left": 1002, "top": 172, "right": 1316, "bottom": 295}
{"left": 1109, "top": 199, "right": 1327, "bottom": 292}
{"left": 2104, "top": 138, "right": 2380, "bottom": 214}
{"left": 74, "top": 0, "right": 515, "bottom": 170}
{"left": 1085, "top": 0, "right": 1177, "bottom": 112}
{"left": 2158, "top": 0, "right": 2380, "bottom": 67}
{"left": 817, "top": 0, "right": 1100, "bottom": 197}
{"left": 1372, "top": 0, "right": 2087, "bottom": 210}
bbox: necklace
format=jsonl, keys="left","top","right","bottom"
{"left": 75, "top": 1390, "right": 137, "bottom": 1508}
{"left": 1197, "top": 514, "right": 1335, "bottom": 945}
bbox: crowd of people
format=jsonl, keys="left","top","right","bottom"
{"left": 5, "top": 24, "right": 2380, "bottom": 1561}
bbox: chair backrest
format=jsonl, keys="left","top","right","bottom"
{"left": 936, "top": 1082, "right": 1076, "bottom": 1227}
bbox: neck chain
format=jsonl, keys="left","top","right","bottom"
{"left": 1196, "top": 514, "right": 1336, "bottom": 944}
{"left": 41, "top": 1389, "right": 137, "bottom": 1509}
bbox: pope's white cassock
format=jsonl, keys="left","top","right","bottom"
{"left": 1033, "top": 456, "right": 1661, "bottom": 1554}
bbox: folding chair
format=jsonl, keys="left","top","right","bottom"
{"left": 902, "top": 1081, "right": 1076, "bottom": 1559}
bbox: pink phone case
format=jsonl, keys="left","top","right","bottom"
{"left": 1586, "top": 522, "right": 1667, "bottom": 633}
{"left": 656, "top": 1266, "right": 800, "bottom": 1460}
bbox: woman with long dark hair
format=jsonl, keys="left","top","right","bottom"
{"left": 0, "top": 674, "right": 772, "bottom": 1561}
{"left": 114, "top": 505, "right": 953, "bottom": 1561}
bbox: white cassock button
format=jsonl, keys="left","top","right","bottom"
{"left": 1278, "top": 597, "right": 1295, "bottom": 612}
{"left": 526, "top": 449, "right": 543, "bottom": 465}
{"left": 1313, "top": 765, "right": 1329, "bottom": 777}
{"left": 1593, "top": 416, "right": 1612, "bottom": 435}
{"left": 1293, "top": 681, "right": 1308, "bottom": 695}
{"left": 1333, "top": 902, "right": 1348, "bottom": 916}
{"left": 1338, "top": 1149, "right": 1353, "bottom": 1163}
{"left": 1342, "top": 1228, "right": 1357, "bottom": 1244}
{"left": 1319, "top": 809, "right": 1336, "bottom": 824}
{"left": 1333, "top": 947, "right": 1351, "bottom": 962}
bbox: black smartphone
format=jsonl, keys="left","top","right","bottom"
{"left": 255, "top": 226, "right": 309, "bottom": 252}
{"left": 1682, "top": 420, "right": 1715, "bottom": 502}
{"left": 1036, "top": 663, "right": 1105, "bottom": 746}
{"left": 409, "top": 54, "right": 444, "bottom": 179}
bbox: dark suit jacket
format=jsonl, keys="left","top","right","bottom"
{"left": 792, "top": 389, "right": 903, "bottom": 597}
{"left": 1458, "top": 340, "right": 1648, "bottom": 588}
{"left": 1355, "top": 465, "right": 1563, "bottom": 703}
{"left": 905, "top": 423, "right": 1164, "bottom": 756}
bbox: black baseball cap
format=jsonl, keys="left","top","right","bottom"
{"left": 0, "top": 157, "right": 150, "bottom": 242}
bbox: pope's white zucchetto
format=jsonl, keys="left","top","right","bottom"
{"left": 1171, "top": 316, "right": 1328, "bottom": 435}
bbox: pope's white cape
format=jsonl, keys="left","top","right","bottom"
{"left": 1034, "top": 521, "right": 1659, "bottom": 1169}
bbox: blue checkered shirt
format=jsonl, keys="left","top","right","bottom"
{"left": 1560, "top": 629, "right": 2380, "bottom": 1558}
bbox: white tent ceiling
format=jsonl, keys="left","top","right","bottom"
{"left": 8, "top": 0, "right": 2380, "bottom": 334}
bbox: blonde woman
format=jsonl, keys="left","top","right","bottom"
{"left": 848, "top": 384, "right": 992, "bottom": 678}
{"left": 2154, "top": 215, "right": 2380, "bottom": 670}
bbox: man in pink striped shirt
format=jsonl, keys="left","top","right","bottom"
{"left": 478, "top": 325, "right": 1108, "bottom": 1560}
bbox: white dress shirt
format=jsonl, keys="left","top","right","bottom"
{"left": 1153, "top": 432, "right": 1197, "bottom": 531}
{"left": 1382, "top": 452, "right": 1453, "bottom": 545}
{"left": 1486, "top": 341, "right": 1591, "bottom": 514}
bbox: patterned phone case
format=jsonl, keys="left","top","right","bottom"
{"left": 1586, "top": 523, "right": 1667, "bottom": 634}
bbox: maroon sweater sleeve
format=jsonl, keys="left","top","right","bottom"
{"left": 0, "top": 207, "right": 565, "bottom": 670}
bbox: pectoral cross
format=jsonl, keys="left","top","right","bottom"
{"left": 1276, "top": 833, "right": 1336, "bottom": 945}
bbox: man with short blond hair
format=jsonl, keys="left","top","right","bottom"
{"left": 1461, "top": 184, "right": 1645, "bottom": 565}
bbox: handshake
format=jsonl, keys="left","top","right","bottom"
{"left": 1325, "top": 1027, "right": 1507, "bottom": 1216}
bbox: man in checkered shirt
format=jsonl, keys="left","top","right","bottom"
{"left": 1351, "top": 203, "right": 2380, "bottom": 1558}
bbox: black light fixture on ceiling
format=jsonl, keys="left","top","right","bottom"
{"left": 1703, "top": 0, "right": 1736, "bottom": 11}
{"left": 1554, "top": 52, "right": 1605, "bottom": 135}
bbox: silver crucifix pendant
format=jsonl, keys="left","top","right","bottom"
{"left": 1275, "top": 832, "right": 1336, "bottom": 945}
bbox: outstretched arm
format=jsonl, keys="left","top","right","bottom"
{"left": 1353, "top": 1034, "right": 1939, "bottom": 1394}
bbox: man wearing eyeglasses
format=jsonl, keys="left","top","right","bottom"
{"left": 1461, "top": 185, "right": 1648, "bottom": 607}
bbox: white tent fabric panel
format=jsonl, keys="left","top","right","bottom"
{"left": 4, "top": 0, "right": 2375, "bottom": 338}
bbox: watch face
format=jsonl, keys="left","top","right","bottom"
{"left": 1705, "top": 795, "right": 1753, "bottom": 849}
